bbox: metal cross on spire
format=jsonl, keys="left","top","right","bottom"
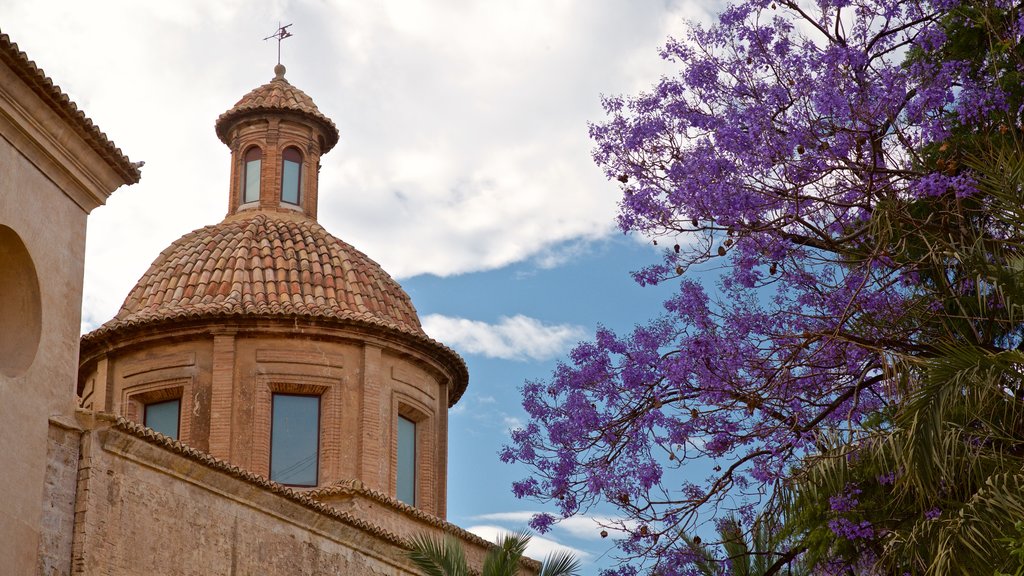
{"left": 263, "top": 23, "right": 294, "bottom": 66}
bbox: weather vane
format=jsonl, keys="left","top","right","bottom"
{"left": 264, "top": 23, "right": 294, "bottom": 65}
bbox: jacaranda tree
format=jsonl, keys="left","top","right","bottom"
{"left": 501, "top": 0, "right": 1024, "bottom": 573}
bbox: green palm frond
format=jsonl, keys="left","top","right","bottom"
{"left": 782, "top": 339, "right": 1024, "bottom": 574}
{"left": 676, "top": 514, "right": 808, "bottom": 576}
{"left": 408, "top": 534, "right": 469, "bottom": 576}
{"left": 538, "top": 550, "right": 582, "bottom": 576}
{"left": 409, "top": 529, "right": 580, "bottom": 576}
{"left": 482, "top": 530, "right": 530, "bottom": 576}
{"left": 719, "top": 518, "right": 752, "bottom": 576}
{"left": 679, "top": 530, "right": 722, "bottom": 576}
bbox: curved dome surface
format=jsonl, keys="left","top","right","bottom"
{"left": 90, "top": 211, "right": 422, "bottom": 338}
{"left": 215, "top": 68, "right": 339, "bottom": 152}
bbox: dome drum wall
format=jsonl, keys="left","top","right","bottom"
{"left": 226, "top": 115, "right": 325, "bottom": 218}
{"left": 78, "top": 319, "right": 453, "bottom": 518}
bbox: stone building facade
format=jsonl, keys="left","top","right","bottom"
{"left": 1, "top": 31, "right": 536, "bottom": 576}
{"left": 0, "top": 30, "right": 140, "bottom": 576}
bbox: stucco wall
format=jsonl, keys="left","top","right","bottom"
{"left": 0, "top": 71, "right": 88, "bottom": 575}
{"left": 0, "top": 35, "right": 135, "bottom": 574}
{"left": 57, "top": 414, "right": 508, "bottom": 576}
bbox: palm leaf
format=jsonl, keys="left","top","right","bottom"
{"left": 407, "top": 534, "right": 469, "bottom": 576}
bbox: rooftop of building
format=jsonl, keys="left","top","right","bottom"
{"left": 215, "top": 63, "right": 339, "bottom": 152}
{"left": 0, "top": 31, "right": 141, "bottom": 185}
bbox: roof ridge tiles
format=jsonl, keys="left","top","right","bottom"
{"left": 0, "top": 32, "right": 141, "bottom": 184}
{"left": 214, "top": 75, "right": 339, "bottom": 152}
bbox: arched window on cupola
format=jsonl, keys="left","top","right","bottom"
{"left": 242, "top": 146, "right": 262, "bottom": 204}
{"left": 281, "top": 146, "right": 302, "bottom": 205}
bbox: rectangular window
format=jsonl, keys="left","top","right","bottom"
{"left": 281, "top": 159, "right": 301, "bottom": 204}
{"left": 397, "top": 415, "right": 416, "bottom": 505}
{"left": 244, "top": 159, "right": 261, "bottom": 203}
{"left": 144, "top": 399, "right": 180, "bottom": 439}
{"left": 270, "top": 394, "right": 320, "bottom": 486}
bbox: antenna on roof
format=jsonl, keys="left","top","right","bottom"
{"left": 263, "top": 23, "right": 294, "bottom": 66}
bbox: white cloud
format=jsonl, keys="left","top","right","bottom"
{"left": 530, "top": 239, "right": 599, "bottom": 271}
{"left": 472, "top": 511, "right": 537, "bottom": 524}
{"left": 502, "top": 416, "right": 525, "bottom": 431}
{"left": 421, "top": 314, "right": 586, "bottom": 361}
{"left": 472, "top": 511, "right": 636, "bottom": 541}
{"left": 465, "top": 525, "right": 590, "bottom": 562}
{"left": 555, "top": 516, "right": 638, "bottom": 541}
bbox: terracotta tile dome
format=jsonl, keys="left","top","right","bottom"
{"left": 88, "top": 211, "right": 423, "bottom": 339}
{"left": 215, "top": 65, "right": 339, "bottom": 152}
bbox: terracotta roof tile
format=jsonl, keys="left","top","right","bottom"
{"left": 90, "top": 210, "right": 425, "bottom": 338}
{"left": 214, "top": 72, "right": 339, "bottom": 152}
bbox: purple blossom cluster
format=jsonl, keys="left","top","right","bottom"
{"left": 827, "top": 484, "right": 874, "bottom": 541}
{"left": 502, "top": 0, "right": 1021, "bottom": 573}
{"left": 876, "top": 471, "right": 897, "bottom": 486}
{"left": 828, "top": 517, "right": 875, "bottom": 541}
{"left": 829, "top": 484, "right": 862, "bottom": 514}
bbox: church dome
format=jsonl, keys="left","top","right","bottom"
{"left": 215, "top": 64, "right": 339, "bottom": 152}
{"left": 86, "top": 210, "right": 424, "bottom": 340}
{"left": 78, "top": 60, "right": 467, "bottom": 509}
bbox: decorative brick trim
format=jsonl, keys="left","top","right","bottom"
{"left": 122, "top": 377, "right": 191, "bottom": 442}
{"left": 121, "top": 352, "right": 195, "bottom": 378}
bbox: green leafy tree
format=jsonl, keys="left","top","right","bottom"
{"left": 406, "top": 530, "right": 581, "bottom": 576}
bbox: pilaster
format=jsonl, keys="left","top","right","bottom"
{"left": 208, "top": 330, "right": 236, "bottom": 461}
{"left": 359, "top": 344, "right": 385, "bottom": 491}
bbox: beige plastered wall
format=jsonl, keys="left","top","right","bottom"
{"left": 0, "top": 55, "right": 129, "bottom": 575}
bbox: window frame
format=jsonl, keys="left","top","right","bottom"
{"left": 269, "top": 392, "right": 322, "bottom": 487}
{"left": 242, "top": 146, "right": 262, "bottom": 204}
{"left": 144, "top": 398, "right": 181, "bottom": 439}
{"left": 392, "top": 397, "right": 430, "bottom": 508}
{"left": 396, "top": 414, "right": 417, "bottom": 506}
{"left": 122, "top": 379, "right": 188, "bottom": 441}
{"left": 280, "top": 146, "right": 302, "bottom": 206}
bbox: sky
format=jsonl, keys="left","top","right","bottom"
{"left": 2, "top": 0, "right": 720, "bottom": 570}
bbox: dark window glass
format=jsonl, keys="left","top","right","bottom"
{"left": 243, "top": 147, "right": 262, "bottom": 204}
{"left": 144, "top": 399, "right": 180, "bottom": 439}
{"left": 397, "top": 415, "right": 416, "bottom": 505}
{"left": 270, "top": 394, "right": 319, "bottom": 486}
{"left": 281, "top": 147, "right": 301, "bottom": 205}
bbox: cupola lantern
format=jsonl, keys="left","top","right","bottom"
{"left": 214, "top": 64, "right": 340, "bottom": 219}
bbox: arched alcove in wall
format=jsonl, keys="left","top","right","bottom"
{"left": 0, "top": 225, "right": 42, "bottom": 377}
